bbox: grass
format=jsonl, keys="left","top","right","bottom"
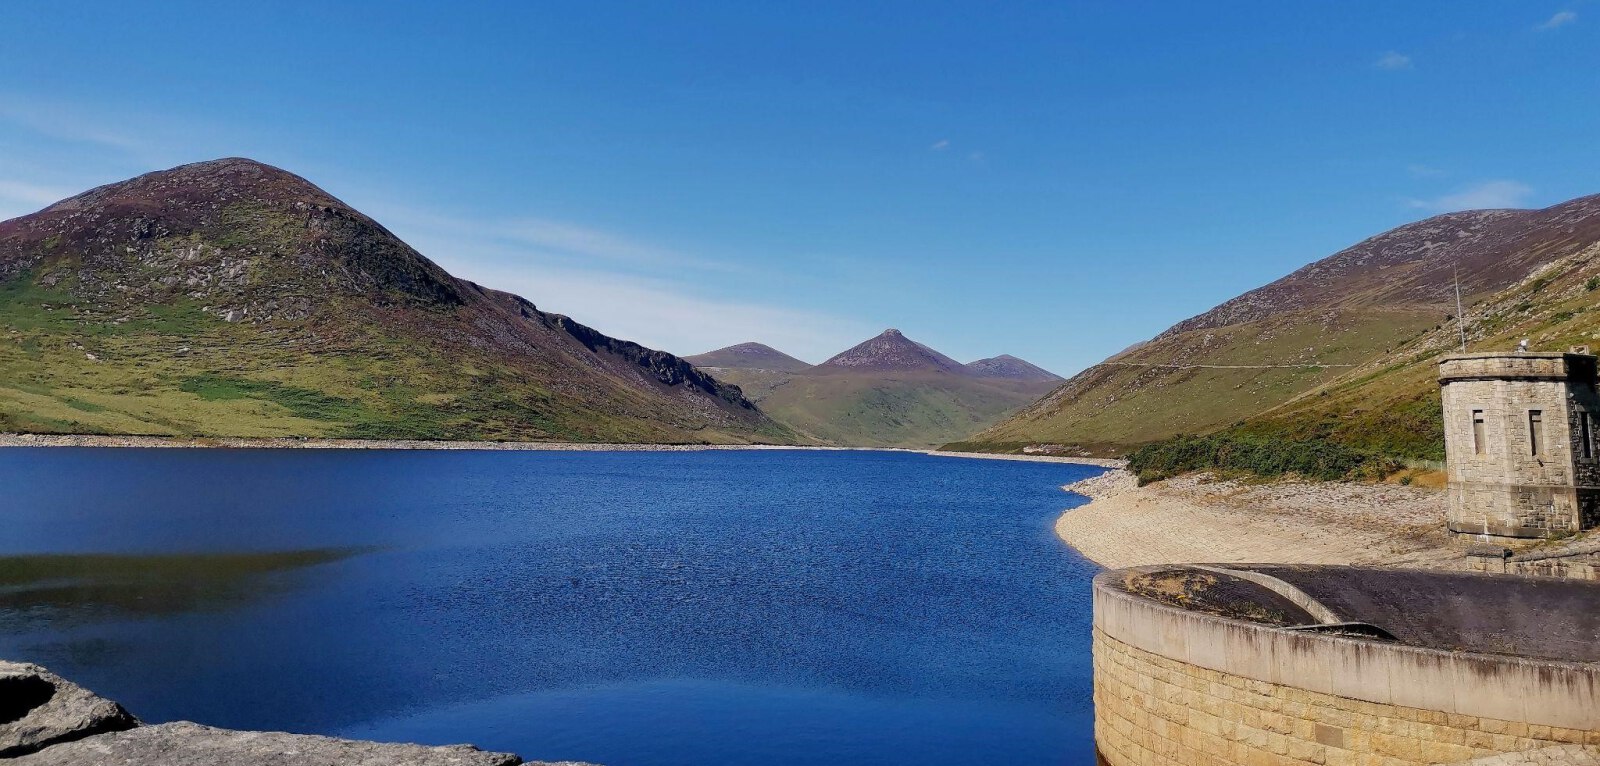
{"left": 1127, "top": 433, "right": 1401, "bottom": 485}
{"left": 0, "top": 272, "right": 688, "bottom": 442}
{"left": 964, "top": 308, "right": 1436, "bottom": 455}
{"left": 179, "top": 374, "right": 369, "bottom": 422}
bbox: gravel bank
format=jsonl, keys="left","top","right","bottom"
{"left": 1057, "top": 469, "right": 1460, "bottom": 569}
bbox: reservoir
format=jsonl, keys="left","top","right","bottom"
{"left": 0, "top": 448, "right": 1103, "bottom": 765}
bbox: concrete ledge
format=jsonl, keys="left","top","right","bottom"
{"left": 1093, "top": 569, "right": 1600, "bottom": 731}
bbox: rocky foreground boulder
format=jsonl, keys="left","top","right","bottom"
{"left": 0, "top": 660, "right": 593, "bottom": 765}
{"left": 0, "top": 661, "right": 137, "bottom": 757}
{"left": 9, "top": 723, "right": 537, "bottom": 766}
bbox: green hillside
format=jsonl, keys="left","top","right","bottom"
{"left": 0, "top": 158, "right": 796, "bottom": 444}
{"left": 1239, "top": 242, "right": 1600, "bottom": 461}
{"left": 965, "top": 194, "right": 1600, "bottom": 456}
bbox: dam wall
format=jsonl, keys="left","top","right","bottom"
{"left": 1092, "top": 567, "right": 1600, "bottom": 766}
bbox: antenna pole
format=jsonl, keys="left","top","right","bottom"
{"left": 1454, "top": 267, "right": 1467, "bottom": 353}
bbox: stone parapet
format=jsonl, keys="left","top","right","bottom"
{"left": 1438, "top": 353, "right": 1596, "bottom": 384}
{"left": 1092, "top": 570, "right": 1600, "bottom": 766}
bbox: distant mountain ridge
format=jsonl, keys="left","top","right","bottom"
{"left": 0, "top": 158, "right": 795, "bottom": 443}
{"left": 684, "top": 342, "right": 810, "bottom": 372}
{"left": 964, "top": 354, "right": 1064, "bottom": 383}
{"left": 817, "top": 329, "right": 966, "bottom": 373}
{"left": 968, "top": 192, "right": 1600, "bottom": 455}
{"left": 692, "top": 331, "right": 1059, "bottom": 447}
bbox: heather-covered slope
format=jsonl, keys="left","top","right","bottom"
{"left": 697, "top": 330, "right": 1058, "bottom": 448}
{"left": 1240, "top": 236, "right": 1600, "bottom": 460}
{"left": 970, "top": 194, "right": 1600, "bottom": 454}
{"left": 0, "top": 158, "right": 795, "bottom": 443}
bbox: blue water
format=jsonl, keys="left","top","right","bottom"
{"left": 0, "top": 448, "right": 1104, "bottom": 765}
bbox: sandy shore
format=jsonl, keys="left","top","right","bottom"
{"left": 1056, "top": 468, "right": 1462, "bottom": 569}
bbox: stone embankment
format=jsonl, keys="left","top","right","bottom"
{"left": 0, "top": 661, "right": 590, "bottom": 766}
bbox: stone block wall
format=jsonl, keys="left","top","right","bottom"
{"left": 1094, "top": 631, "right": 1598, "bottom": 766}
{"left": 1092, "top": 571, "right": 1600, "bottom": 766}
{"left": 1440, "top": 354, "right": 1600, "bottom": 536}
{"left": 1469, "top": 544, "right": 1600, "bottom": 581}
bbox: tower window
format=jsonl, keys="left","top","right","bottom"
{"left": 1472, "top": 410, "right": 1485, "bottom": 455}
{"left": 1529, "top": 410, "right": 1544, "bottom": 456}
{"left": 1584, "top": 413, "right": 1595, "bottom": 460}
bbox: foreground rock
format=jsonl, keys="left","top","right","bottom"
{"left": 0, "top": 661, "right": 137, "bottom": 757}
{"left": 9, "top": 723, "right": 538, "bottom": 766}
{"left": 1, "top": 660, "right": 596, "bottom": 765}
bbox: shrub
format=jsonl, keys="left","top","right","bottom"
{"left": 1127, "top": 433, "right": 1401, "bottom": 485}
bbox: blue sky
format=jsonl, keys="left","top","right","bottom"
{"left": 3, "top": 2, "right": 1598, "bottom": 375}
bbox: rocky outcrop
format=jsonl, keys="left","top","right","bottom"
{"left": 0, "top": 660, "right": 595, "bottom": 765}
{"left": 8, "top": 723, "right": 534, "bottom": 766}
{"left": 0, "top": 661, "right": 137, "bottom": 758}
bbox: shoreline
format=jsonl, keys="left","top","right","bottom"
{"left": 0, "top": 433, "right": 1121, "bottom": 469}
{"left": 1054, "top": 468, "right": 1462, "bottom": 570}
{"left": 0, "top": 433, "right": 850, "bottom": 452}
{"left": 926, "top": 450, "right": 1125, "bottom": 468}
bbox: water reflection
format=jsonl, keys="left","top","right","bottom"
{"left": 0, "top": 549, "right": 365, "bottom": 629}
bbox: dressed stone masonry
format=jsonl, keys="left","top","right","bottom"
{"left": 1439, "top": 351, "right": 1600, "bottom": 538}
{"left": 1090, "top": 566, "right": 1600, "bottom": 766}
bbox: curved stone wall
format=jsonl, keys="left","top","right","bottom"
{"left": 1092, "top": 569, "right": 1600, "bottom": 766}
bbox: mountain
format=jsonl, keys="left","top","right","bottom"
{"left": 964, "top": 354, "right": 1064, "bottom": 383}
{"left": 816, "top": 328, "right": 965, "bottom": 373}
{"left": 0, "top": 158, "right": 796, "bottom": 444}
{"left": 685, "top": 342, "right": 811, "bottom": 372}
{"left": 969, "top": 193, "right": 1600, "bottom": 455}
{"left": 703, "top": 329, "right": 1059, "bottom": 448}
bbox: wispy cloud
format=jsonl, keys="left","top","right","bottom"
{"left": 1538, "top": 10, "right": 1577, "bottom": 30}
{"left": 930, "top": 139, "right": 950, "bottom": 151}
{"left": 1406, "top": 164, "right": 1445, "bottom": 179}
{"left": 495, "top": 218, "right": 705, "bottom": 269}
{"left": 0, "top": 179, "right": 72, "bottom": 206}
{"left": 357, "top": 200, "right": 740, "bottom": 275}
{"left": 0, "top": 179, "right": 75, "bottom": 220}
{"left": 0, "top": 100, "right": 144, "bottom": 153}
{"left": 1374, "top": 51, "right": 1413, "bottom": 70}
{"left": 453, "top": 260, "right": 868, "bottom": 361}
{"left": 0, "top": 93, "right": 247, "bottom": 171}
{"left": 361, "top": 202, "right": 871, "bottom": 360}
{"left": 1405, "top": 180, "right": 1534, "bottom": 212}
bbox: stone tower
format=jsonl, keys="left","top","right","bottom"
{"left": 1439, "top": 351, "right": 1600, "bottom": 537}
